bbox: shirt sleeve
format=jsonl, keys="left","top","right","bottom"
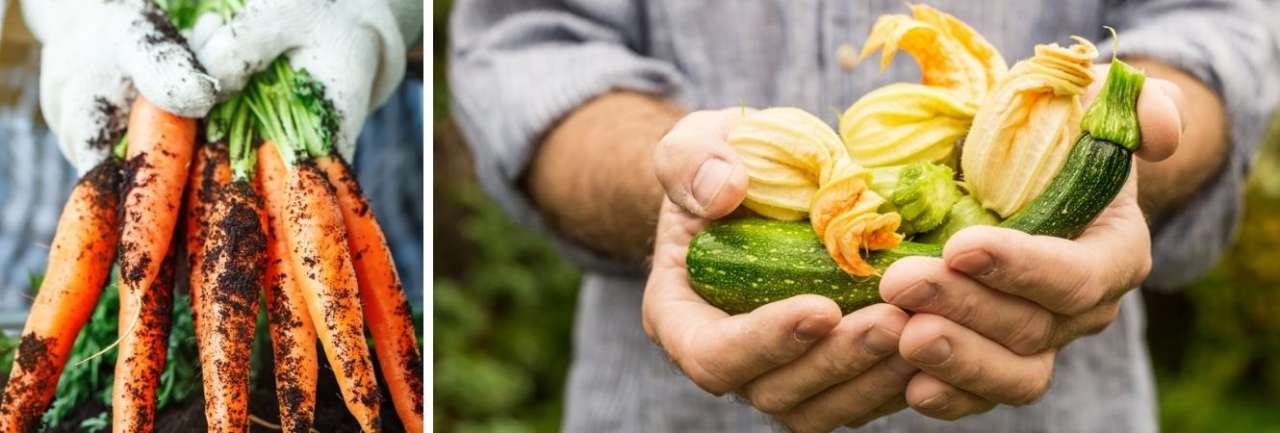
{"left": 447, "top": 0, "right": 687, "bottom": 275}
{"left": 1100, "top": 0, "right": 1280, "bottom": 290}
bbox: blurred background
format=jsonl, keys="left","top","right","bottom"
{"left": 432, "top": 2, "right": 1280, "bottom": 432}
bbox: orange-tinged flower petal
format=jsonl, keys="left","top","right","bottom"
{"left": 859, "top": 4, "right": 1007, "bottom": 100}
{"left": 962, "top": 38, "right": 1099, "bottom": 217}
{"left": 727, "top": 108, "right": 904, "bottom": 277}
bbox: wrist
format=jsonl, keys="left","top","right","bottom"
{"left": 526, "top": 91, "right": 684, "bottom": 261}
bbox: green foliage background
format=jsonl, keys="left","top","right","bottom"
{"left": 432, "top": 2, "right": 1280, "bottom": 432}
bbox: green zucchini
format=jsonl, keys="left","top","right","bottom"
{"left": 997, "top": 133, "right": 1130, "bottom": 237}
{"left": 687, "top": 60, "right": 1145, "bottom": 314}
{"left": 1001, "top": 59, "right": 1144, "bottom": 237}
{"left": 687, "top": 219, "right": 941, "bottom": 314}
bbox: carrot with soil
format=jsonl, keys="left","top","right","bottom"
{"left": 258, "top": 142, "right": 319, "bottom": 433}
{"left": 317, "top": 155, "right": 423, "bottom": 433}
{"left": 112, "top": 245, "right": 177, "bottom": 433}
{"left": 247, "top": 60, "right": 382, "bottom": 432}
{"left": 193, "top": 96, "right": 269, "bottom": 433}
{"left": 113, "top": 95, "right": 194, "bottom": 433}
{"left": 184, "top": 140, "right": 231, "bottom": 338}
{"left": 0, "top": 158, "right": 123, "bottom": 433}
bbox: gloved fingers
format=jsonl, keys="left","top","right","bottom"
{"left": 344, "top": 1, "right": 408, "bottom": 109}
{"left": 118, "top": 7, "right": 217, "bottom": 118}
{"left": 54, "top": 74, "right": 133, "bottom": 174}
{"left": 194, "top": 1, "right": 306, "bottom": 97}
{"left": 288, "top": 34, "right": 382, "bottom": 161}
{"left": 188, "top": 12, "right": 225, "bottom": 53}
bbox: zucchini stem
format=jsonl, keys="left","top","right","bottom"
{"left": 1080, "top": 59, "right": 1145, "bottom": 151}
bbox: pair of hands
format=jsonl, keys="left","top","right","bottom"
{"left": 642, "top": 65, "right": 1185, "bottom": 432}
{"left": 22, "top": 0, "right": 422, "bottom": 173}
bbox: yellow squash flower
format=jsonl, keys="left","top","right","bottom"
{"left": 842, "top": 4, "right": 1005, "bottom": 167}
{"left": 728, "top": 108, "right": 902, "bottom": 276}
{"left": 858, "top": 4, "right": 1007, "bottom": 99}
{"left": 840, "top": 83, "right": 978, "bottom": 166}
{"left": 961, "top": 37, "right": 1099, "bottom": 217}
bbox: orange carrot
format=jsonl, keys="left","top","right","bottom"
{"left": 317, "top": 156, "right": 422, "bottom": 433}
{"left": 244, "top": 58, "right": 379, "bottom": 431}
{"left": 0, "top": 159, "right": 123, "bottom": 433}
{"left": 196, "top": 179, "right": 266, "bottom": 433}
{"left": 183, "top": 142, "right": 230, "bottom": 340}
{"left": 192, "top": 94, "right": 271, "bottom": 433}
{"left": 113, "top": 246, "right": 176, "bottom": 433}
{"left": 257, "top": 143, "right": 318, "bottom": 433}
{"left": 278, "top": 158, "right": 381, "bottom": 432}
{"left": 113, "top": 96, "right": 194, "bottom": 433}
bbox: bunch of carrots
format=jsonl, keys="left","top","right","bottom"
{"left": 0, "top": 2, "right": 422, "bottom": 433}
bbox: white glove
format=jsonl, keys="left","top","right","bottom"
{"left": 22, "top": 0, "right": 217, "bottom": 174}
{"left": 192, "top": 0, "right": 422, "bottom": 161}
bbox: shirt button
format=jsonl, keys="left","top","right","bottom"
{"left": 837, "top": 43, "right": 859, "bottom": 71}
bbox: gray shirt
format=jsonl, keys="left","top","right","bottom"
{"left": 448, "top": 1, "right": 1280, "bottom": 432}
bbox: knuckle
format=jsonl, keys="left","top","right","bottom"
{"left": 1008, "top": 368, "right": 1053, "bottom": 406}
{"left": 760, "top": 342, "right": 803, "bottom": 368}
{"left": 884, "top": 355, "right": 921, "bottom": 377}
{"left": 744, "top": 386, "right": 791, "bottom": 414}
{"left": 955, "top": 357, "right": 986, "bottom": 387}
{"left": 948, "top": 291, "right": 981, "bottom": 329}
{"left": 1057, "top": 274, "right": 1103, "bottom": 316}
{"left": 678, "top": 332, "right": 737, "bottom": 395}
{"left": 684, "top": 358, "right": 735, "bottom": 395}
{"left": 1006, "top": 310, "right": 1055, "bottom": 355}
{"left": 813, "top": 341, "right": 854, "bottom": 380}
{"left": 1082, "top": 303, "right": 1122, "bottom": 336}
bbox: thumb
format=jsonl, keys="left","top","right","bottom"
{"left": 194, "top": 2, "right": 305, "bottom": 96}
{"left": 1132, "top": 78, "right": 1184, "bottom": 162}
{"left": 654, "top": 109, "right": 750, "bottom": 219}
{"left": 1085, "top": 65, "right": 1183, "bottom": 163}
{"left": 119, "top": 9, "right": 217, "bottom": 118}
{"left": 286, "top": 28, "right": 395, "bottom": 161}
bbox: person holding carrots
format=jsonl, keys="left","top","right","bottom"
{"left": 449, "top": 1, "right": 1280, "bottom": 432}
{"left": 0, "top": 0, "right": 424, "bottom": 431}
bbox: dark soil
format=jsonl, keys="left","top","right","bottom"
{"left": 47, "top": 343, "right": 409, "bottom": 433}
{"left": 88, "top": 98, "right": 125, "bottom": 152}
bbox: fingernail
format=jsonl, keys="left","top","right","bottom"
{"left": 891, "top": 280, "right": 937, "bottom": 310}
{"left": 917, "top": 392, "right": 950, "bottom": 411}
{"left": 863, "top": 326, "right": 899, "bottom": 357}
{"left": 950, "top": 251, "right": 994, "bottom": 277}
{"left": 793, "top": 317, "right": 828, "bottom": 344}
{"left": 912, "top": 338, "right": 952, "bottom": 366}
{"left": 692, "top": 158, "right": 732, "bottom": 210}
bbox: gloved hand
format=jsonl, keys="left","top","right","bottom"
{"left": 21, "top": 0, "right": 217, "bottom": 174}
{"left": 191, "top": 0, "right": 422, "bottom": 161}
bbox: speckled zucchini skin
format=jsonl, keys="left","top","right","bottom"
{"left": 999, "top": 134, "right": 1132, "bottom": 238}
{"left": 688, "top": 134, "right": 1130, "bottom": 315}
{"left": 687, "top": 218, "right": 941, "bottom": 314}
